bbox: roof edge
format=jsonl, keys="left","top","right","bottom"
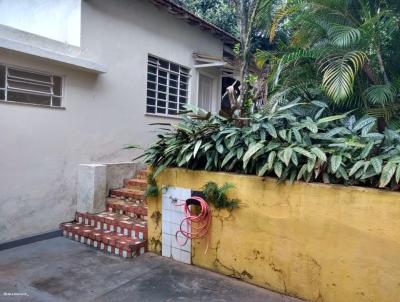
{"left": 148, "top": 0, "right": 239, "bottom": 46}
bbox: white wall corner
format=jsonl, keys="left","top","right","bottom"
{"left": 77, "top": 162, "right": 146, "bottom": 214}
{"left": 77, "top": 164, "right": 107, "bottom": 214}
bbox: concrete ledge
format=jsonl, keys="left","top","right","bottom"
{"left": 0, "top": 37, "right": 107, "bottom": 73}
{"left": 0, "top": 25, "right": 106, "bottom": 73}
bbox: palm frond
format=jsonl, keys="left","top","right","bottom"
{"left": 321, "top": 51, "right": 367, "bottom": 102}
{"left": 365, "top": 84, "right": 397, "bottom": 105}
{"left": 328, "top": 24, "right": 361, "bottom": 47}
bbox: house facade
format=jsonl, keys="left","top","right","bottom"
{"left": 0, "top": 0, "right": 237, "bottom": 244}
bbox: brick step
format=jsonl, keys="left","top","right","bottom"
{"left": 106, "top": 198, "right": 147, "bottom": 219}
{"left": 136, "top": 169, "right": 148, "bottom": 180}
{"left": 75, "top": 211, "right": 147, "bottom": 240}
{"left": 110, "top": 188, "right": 145, "bottom": 201}
{"left": 124, "top": 178, "right": 147, "bottom": 190}
{"left": 60, "top": 222, "right": 146, "bottom": 258}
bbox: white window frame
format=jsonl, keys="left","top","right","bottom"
{"left": 146, "top": 54, "right": 190, "bottom": 118}
{"left": 0, "top": 63, "right": 64, "bottom": 108}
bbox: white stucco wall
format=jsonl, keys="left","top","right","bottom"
{"left": 0, "top": 0, "right": 224, "bottom": 243}
{"left": 0, "top": 0, "right": 81, "bottom": 46}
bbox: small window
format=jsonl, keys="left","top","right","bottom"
{"left": 146, "top": 55, "right": 189, "bottom": 116}
{"left": 0, "top": 64, "right": 63, "bottom": 107}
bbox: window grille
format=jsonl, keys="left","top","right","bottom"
{"left": 0, "top": 64, "right": 63, "bottom": 107}
{"left": 146, "top": 55, "right": 189, "bottom": 116}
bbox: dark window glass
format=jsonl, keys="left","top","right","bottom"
{"left": 169, "top": 80, "right": 178, "bottom": 88}
{"left": 157, "top": 107, "right": 166, "bottom": 114}
{"left": 8, "top": 80, "right": 52, "bottom": 94}
{"left": 147, "top": 106, "right": 155, "bottom": 113}
{"left": 159, "top": 60, "right": 169, "bottom": 69}
{"left": 147, "top": 90, "right": 156, "bottom": 98}
{"left": 148, "top": 66, "right": 157, "bottom": 74}
{"left": 147, "top": 98, "right": 156, "bottom": 106}
{"left": 180, "top": 67, "right": 190, "bottom": 75}
{"left": 52, "top": 97, "right": 62, "bottom": 107}
{"left": 0, "top": 90, "right": 4, "bottom": 100}
{"left": 169, "top": 88, "right": 177, "bottom": 95}
{"left": 157, "top": 92, "right": 166, "bottom": 100}
{"left": 157, "top": 100, "right": 166, "bottom": 108}
{"left": 53, "top": 76, "right": 62, "bottom": 96}
{"left": 158, "top": 84, "right": 166, "bottom": 92}
{"left": 170, "top": 63, "right": 179, "bottom": 72}
{"left": 8, "top": 91, "right": 51, "bottom": 106}
{"left": 147, "top": 74, "right": 156, "bottom": 82}
{"left": 8, "top": 68, "right": 51, "bottom": 83}
{"left": 0, "top": 65, "right": 5, "bottom": 89}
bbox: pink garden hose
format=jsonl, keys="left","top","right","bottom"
{"left": 175, "top": 196, "right": 212, "bottom": 253}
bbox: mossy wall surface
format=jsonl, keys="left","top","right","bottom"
{"left": 147, "top": 168, "right": 400, "bottom": 302}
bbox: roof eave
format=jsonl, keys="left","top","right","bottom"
{"left": 148, "top": 0, "right": 239, "bottom": 46}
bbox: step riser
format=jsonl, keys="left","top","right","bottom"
{"left": 106, "top": 204, "right": 148, "bottom": 219}
{"left": 137, "top": 171, "right": 147, "bottom": 180}
{"left": 110, "top": 191, "right": 145, "bottom": 201}
{"left": 60, "top": 223, "right": 147, "bottom": 254}
{"left": 75, "top": 213, "right": 147, "bottom": 240}
{"left": 124, "top": 180, "right": 147, "bottom": 191}
{"left": 61, "top": 230, "right": 146, "bottom": 258}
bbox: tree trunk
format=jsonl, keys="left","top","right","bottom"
{"left": 376, "top": 48, "right": 389, "bottom": 84}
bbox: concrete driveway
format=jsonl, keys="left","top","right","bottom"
{"left": 0, "top": 237, "right": 303, "bottom": 302}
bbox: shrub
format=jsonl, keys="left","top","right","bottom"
{"left": 144, "top": 103, "right": 400, "bottom": 190}
{"left": 202, "top": 182, "right": 239, "bottom": 210}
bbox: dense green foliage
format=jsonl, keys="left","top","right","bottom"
{"left": 145, "top": 104, "right": 400, "bottom": 190}
{"left": 202, "top": 182, "right": 239, "bottom": 209}
{"left": 257, "top": 0, "right": 400, "bottom": 128}
{"left": 142, "top": 1, "right": 400, "bottom": 191}
{"left": 175, "top": 0, "right": 239, "bottom": 36}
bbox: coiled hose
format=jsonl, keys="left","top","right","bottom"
{"left": 175, "top": 196, "right": 211, "bottom": 253}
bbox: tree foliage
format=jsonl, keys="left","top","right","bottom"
{"left": 256, "top": 0, "right": 400, "bottom": 129}
{"left": 175, "top": 0, "right": 239, "bottom": 36}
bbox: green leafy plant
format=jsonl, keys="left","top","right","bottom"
{"left": 144, "top": 104, "right": 400, "bottom": 190}
{"left": 202, "top": 182, "right": 239, "bottom": 209}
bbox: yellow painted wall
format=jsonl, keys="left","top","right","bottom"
{"left": 147, "top": 168, "right": 400, "bottom": 302}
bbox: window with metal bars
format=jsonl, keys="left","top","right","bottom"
{"left": 0, "top": 64, "right": 63, "bottom": 107}
{"left": 146, "top": 55, "right": 189, "bottom": 116}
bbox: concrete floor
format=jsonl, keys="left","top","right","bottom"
{"left": 0, "top": 238, "right": 303, "bottom": 302}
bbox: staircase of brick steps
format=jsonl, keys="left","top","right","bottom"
{"left": 60, "top": 169, "right": 148, "bottom": 259}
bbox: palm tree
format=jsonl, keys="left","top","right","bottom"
{"left": 256, "top": 0, "right": 400, "bottom": 129}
